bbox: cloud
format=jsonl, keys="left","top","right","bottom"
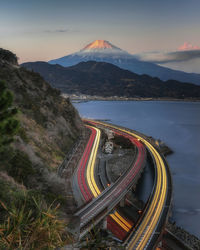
{"left": 137, "top": 49, "right": 200, "bottom": 64}
{"left": 178, "top": 42, "right": 200, "bottom": 51}
{"left": 43, "top": 28, "right": 72, "bottom": 33}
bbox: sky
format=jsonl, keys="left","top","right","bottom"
{"left": 1, "top": 0, "right": 200, "bottom": 72}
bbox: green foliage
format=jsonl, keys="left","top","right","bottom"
{"left": 45, "top": 192, "right": 67, "bottom": 207}
{"left": 0, "top": 189, "right": 71, "bottom": 249}
{"left": 7, "top": 150, "right": 35, "bottom": 187}
{"left": 0, "top": 146, "right": 15, "bottom": 169}
{"left": 0, "top": 80, "right": 20, "bottom": 153}
{"left": 81, "top": 226, "right": 112, "bottom": 249}
{"left": 17, "top": 127, "right": 29, "bottom": 143}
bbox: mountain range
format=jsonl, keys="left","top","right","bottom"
{"left": 22, "top": 60, "right": 200, "bottom": 99}
{"left": 48, "top": 40, "right": 200, "bottom": 85}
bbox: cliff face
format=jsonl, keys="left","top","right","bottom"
{"left": 0, "top": 48, "right": 83, "bottom": 169}
{"left": 0, "top": 49, "right": 83, "bottom": 213}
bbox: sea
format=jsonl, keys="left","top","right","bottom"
{"left": 74, "top": 100, "right": 200, "bottom": 238}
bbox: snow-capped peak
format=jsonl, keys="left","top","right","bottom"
{"left": 78, "top": 39, "right": 130, "bottom": 57}
{"left": 82, "top": 40, "right": 119, "bottom": 50}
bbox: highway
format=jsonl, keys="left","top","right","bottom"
{"left": 76, "top": 126, "right": 95, "bottom": 202}
{"left": 85, "top": 126, "right": 135, "bottom": 240}
{"left": 74, "top": 125, "right": 101, "bottom": 204}
{"left": 75, "top": 124, "right": 134, "bottom": 239}
{"left": 75, "top": 121, "right": 146, "bottom": 239}
{"left": 85, "top": 125, "right": 101, "bottom": 197}
{"left": 85, "top": 119, "right": 172, "bottom": 249}
{"left": 97, "top": 159, "right": 134, "bottom": 239}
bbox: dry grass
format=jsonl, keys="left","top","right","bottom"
{"left": 0, "top": 196, "right": 72, "bottom": 249}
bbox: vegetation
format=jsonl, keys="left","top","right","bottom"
{"left": 0, "top": 80, "right": 19, "bottom": 154}
{"left": 22, "top": 61, "right": 200, "bottom": 99}
{"left": 0, "top": 48, "right": 18, "bottom": 65}
{"left": 0, "top": 48, "right": 83, "bottom": 249}
{"left": 0, "top": 81, "right": 71, "bottom": 248}
{"left": 7, "top": 150, "right": 35, "bottom": 187}
{"left": 0, "top": 147, "right": 71, "bottom": 248}
{"left": 0, "top": 186, "right": 71, "bottom": 249}
{"left": 79, "top": 225, "right": 123, "bottom": 249}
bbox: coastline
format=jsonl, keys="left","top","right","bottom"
{"left": 62, "top": 94, "right": 200, "bottom": 103}
{"left": 74, "top": 103, "right": 200, "bottom": 240}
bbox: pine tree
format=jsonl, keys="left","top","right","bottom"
{"left": 0, "top": 80, "right": 20, "bottom": 153}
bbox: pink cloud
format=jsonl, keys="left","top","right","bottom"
{"left": 178, "top": 42, "right": 200, "bottom": 51}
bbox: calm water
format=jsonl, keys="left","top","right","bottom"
{"left": 74, "top": 101, "right": 200, "bottom": 238}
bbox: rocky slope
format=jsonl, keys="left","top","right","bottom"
{"left": 22, "top": 60, "right": 200, "bottom": 99}
{"left": 0, "top": 48, "right": 83, "bottom": 212}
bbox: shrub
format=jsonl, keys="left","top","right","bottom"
{"left": 0, "top": 192, "right": 71, "bottom": 249}
{"left": 0, "top": 80, "right": 20, "bottom": 153}
{"left": 8, "top": 150, "right": 35, "bottom": 187}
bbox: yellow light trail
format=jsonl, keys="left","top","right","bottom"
{"left": 86, "top": 125, "right": 101, "bottom": 197}
{"left": 110, "top": 213, "right": 130, "bottom": 232}
{"left": 85, "top": 120, "right": 168, "bottom": 250}
{"left": 126, "top": 140, "right": 167, "bottom": 249}
{"left": 114, "top": 211, "right": 132, "bottom": 229}
{"left": 86, "top": 124, "right": 132, "bottom": 233}
{"left": 136, "top": 146, "right": 167, "bottom": 249}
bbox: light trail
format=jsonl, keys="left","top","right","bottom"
{"left": 86, "top": 125, "right": 101, "bottom": 197}
{"left": 85, "top": 119, "right": 169, "bottom": 250}
{"left": 85, "top": 125, "right": 134, "bottom": 236}
{"left": 76, "top": 124, "right": 132, "bottom": 235}
{"left": 77, "top": 126, "right": 96, "bottom": 201}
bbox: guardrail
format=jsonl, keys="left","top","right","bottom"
{"left": 57, "top": 137, "right": 83, "bottom": 177}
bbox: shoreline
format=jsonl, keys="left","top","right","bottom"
{"left": 62, "top": 94, "right": 200, "bottom": 103}
{"left": 84, "top": 120, "right": 200, "bottom": 248}
{"left": 87, "top": 120, "right": 200, "bottom": 248}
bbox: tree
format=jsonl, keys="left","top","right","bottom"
{"left": 0, "top": 80, "right": 19, "bottom": 153}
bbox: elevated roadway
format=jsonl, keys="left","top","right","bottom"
{"left": 73, "top": 124, "right": 133, "bottom": 238}
{"left": 85, "top": 119, "right": 172, "bottom": 250}
{"left": 74, "top": 126, "right": 99, "bottom": 204}
{"left": 85, "top": 126, "right": 135, "bottom": 239}
{"left": 74, "top": 121, "right": 146, "bottom": 239}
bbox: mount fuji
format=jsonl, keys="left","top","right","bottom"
{"left": 48, "top": 40, "right": 200, "bottom": 85}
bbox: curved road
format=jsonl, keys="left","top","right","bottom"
{"left": 75, "top": 120, "right": 146, "bottom": 241}
{"left": 85, "top": 119, "right": 172, "bottom": 250}
{"left": 75, "top": 124, "right": 133, "bottom": 239}
{"left": 85, "top": 126, "right": 135, "bottom": 239}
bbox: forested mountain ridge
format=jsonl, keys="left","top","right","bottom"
{"left": 22, "top": 60, "right": 200, "bottom": 99}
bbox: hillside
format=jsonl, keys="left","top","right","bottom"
{"left": 0, "top": 48, "right": 83, "bottom": 248}
{"left": 48, "top": 40, "right": 200, "bottom": 85}
{"left": 22, "top": 60, "right": 200, "bottom": 99}
{"left": 1, "top": 49, "right": 82, "bottom": 166}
